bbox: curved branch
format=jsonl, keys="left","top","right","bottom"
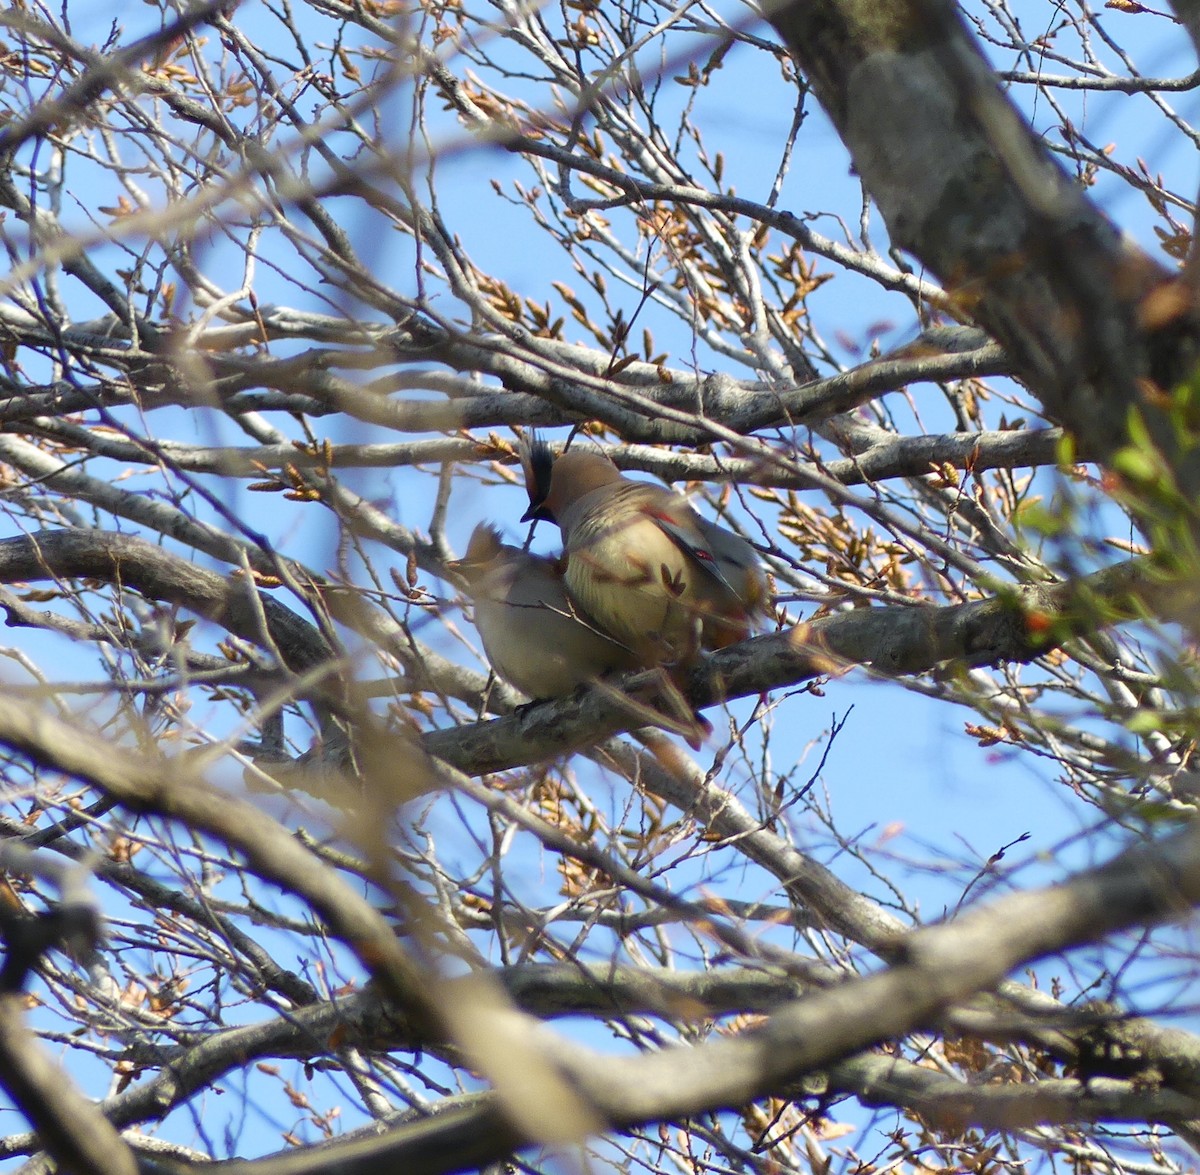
{"left": 139, "top": 821, "right": 1200, "bottom": 1175}
{"left": 0, "top": 529, "right": 333, "bottom": 675}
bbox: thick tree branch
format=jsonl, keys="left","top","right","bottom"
{"left": 137, "top": 821, "right": 1200, "bottom": 1175}
{"left": 763, "top": 0, "right": 1200, "bottom": 514}
{"left": 424, "top": 559, "right": 1154, "bottom": 776}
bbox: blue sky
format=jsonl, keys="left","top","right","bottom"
{"left": 2, "top": 0, "right": 1200, "bottom": 1167}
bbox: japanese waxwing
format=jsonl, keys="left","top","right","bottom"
{"left": 519, "top": 439, "right": 769, "bottom": 661}
{"left": 453, "top": 523, "right": 639, "bottom": 700}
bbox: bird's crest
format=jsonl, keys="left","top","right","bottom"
{"left": 519, "top": 433, "right": 556, "bottom": 522}
{"left": 523, "top": 434, "right": 554, "bottom": 497}
{"left": 461, "top": 521, "right": 506, "bottom": 567}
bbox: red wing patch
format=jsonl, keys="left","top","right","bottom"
{"left": 644, "top": 508, "right": 716, "bottom": 561}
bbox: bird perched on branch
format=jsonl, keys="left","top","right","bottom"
{"left": 519, "top": 438, "right": 769, "bottom": 663}
{"left": 453, "top": 522, "right": 639, "bottom": 699}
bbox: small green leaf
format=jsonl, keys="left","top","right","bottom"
{"left": 1111, "top": 446, "right": 1161, "bottom": 484}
